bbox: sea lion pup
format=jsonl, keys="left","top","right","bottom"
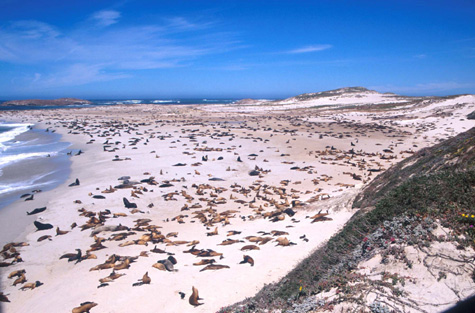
{"left": 72, "top": 301, "right": 97, "bottom": 313}
{"left": 34, "top": 220, "right": 53, "bottom": 231}
{"left": 26, "top": 206, "right": 46, "bottom": 215}
{"left": 189, "top": 286, "right": 203, "bottom": 307}
{"left": 123, "top": 197, "right": 137, "bottom": 209}
{"left": 239, "top": 255, "right": 254, "bottom": 266}
{"left": 132, "top": 272, "right": 151, "bottom": 286}
{"left": 199, "top": 264, "right": 230, "bottom": 272}
{"left": 60, "top": 249, "right": 82, "bottom": 263}
{"left": 156, "top": 256, "right": 178, "bottom": 272}
{"left": 20, "top": 281, "right": 43, "bottom": 290}
{"left": 68, "top": 178, "right": 80, "bottom": 187}
{"left": 0, "top": 292, "right": 10, "bottom": 302}
{"left": 56, "top": 227, "right": 70, "bottom": 236}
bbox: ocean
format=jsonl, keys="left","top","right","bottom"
{"left": 0, "top": 98, "right": 244, "bottom": 110}
{"left": 0, "top": 122, "right": 72, "bottom": 209}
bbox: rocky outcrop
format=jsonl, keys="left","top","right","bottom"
{"left": 1, "top": 98, "right": 92, "bottom": 106}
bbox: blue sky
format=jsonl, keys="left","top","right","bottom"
{"left": 0, "top": 0, "right": 474, "bottom": 99}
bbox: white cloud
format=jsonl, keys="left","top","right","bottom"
{"left": 0, "top": 14, "right": 238, "bottom": 88}
{"left": 287, "top": 44, "right": 332, "bottom": 54}
{"left": 91, "top": 10, "right": 121, "bottom": 27}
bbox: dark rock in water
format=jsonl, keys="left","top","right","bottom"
{"left": 467, "top": 111, "right": 475, "bottom": 120}
{"left": 173, "top": 163, "right": 187, "bottom": 166}
{"left": 159, "top": 183, "right": 174, "bottom": 188}
{"left": 249, "top": 170, "right": 260, "bottom": 176}
{"left": 34, "top": 221, "right": 53, "bottom": 231}
{"left": 92, "top": 195, "right": 106, "bottom": 199}
{"left": 209, "top": 177, "right": 225, "bottom": 181}
{"left": 68, "top": 178, "right": 80, "bottom": 187}
{"left": 27, "top": 207, "right": 47, "bottom": 215}
{"left": 123, "top": 197, "right": 137, "bottom": 209}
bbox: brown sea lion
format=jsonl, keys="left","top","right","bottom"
{"left": 56, "top": 227, "right": 70, "bottom": 236}
{"left": 13, "top": 274, "right": 26, "bottom": 286}
{"left": 193, "top": 259, "right": 216, "bottom": 266}
{"left": 239, "top": 255, "right": 254, "bottom": 266}
{"left": 20, "top": 281, "right": 43, "bottom": 290}
{"left": 241, "top": 245, "right": 260, "bottom": 251}
{"left": 199, "top": 264, "right": 230, "bottom": 272}
{"left": 132, "top": 272, "right": 151, "bottom": 286}
{"left": 60, "top": 249, "right": 82, "bottom": 263}
{"left": 8, "top": 269, "right": 25, "bottom": 279}
{"left": 189, "top": 286, "right": 203, "bottom": 307}
{"left": 72, "top": 301, "right": 97, "bottom": 313}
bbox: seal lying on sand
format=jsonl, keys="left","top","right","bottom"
{"left": 26, "top": 207, "right": 46, "bottom": 215}
{"left": 72, "top": 301, "right": 97, "bottom": 313}
{"left": 34, "top": 221, "right": 53, "bottom": 231}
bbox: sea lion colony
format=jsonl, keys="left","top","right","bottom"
{"left": 0, "top": 98, "right": 472, "bottom": 312}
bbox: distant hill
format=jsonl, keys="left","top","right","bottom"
{"left": 293, "top": 86, "right": 379, "bottom": 101}
{"left": 1, "top": 98, "right": 92, "bottom": 106}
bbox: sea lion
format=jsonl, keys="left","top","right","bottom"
{"left": 8, "top": 269, "right": 25, "bottom": 279}
{"left": 34, "top": 221, "right": 53, "bottom": 231}
{"left": 132, "top": 272, "right": 151, "bottom": 286}
{"left": 239, "top": 255, "right": 254, "bottom": 266}
{"left": 56, "top": 227, "right": 69, "bottom": 236}
{"left": 20, "top": 281, "right": 43, "bottom": 290}
{"left": 189, "top": 286, "right": 203, "bottom": 307}
{"left": 206, "top": 227, "right": 218, "bottom": 236}
{"left": 13, "top": 274, "right": 26, "bottom": 286}
{"left": 68, "top": 178, "right": 80, "bottom": 187}
{"left": 0, "top": 292, "right": 10, "bottom": 302}
{"left": 92, "top": 195, "right": 106, "bottom": 199}
{"left": 26, "top": 207, "right": 46, "bottom": 215}
{"left": 199, "top": 264, "right": 230, "bottom": 272}
{"left": 72, "top": 301, "right": 97, "bottom": 313}
{"left": 156, "top": 256, "right": 177, "bottom": 271}
{"left": 241, "top": 245, "right": 260, "bottom": 251}
{"left": 60, "top": 249, "right": 82, "bottom": 263}
{"left": 123, "top": 197, "right": 137, "bottom": 209}
{"left": 275, "top": 237, "right": 296, "bottom": 246}
{"left": 193, "top": 259, "right": 216, "bottom": 266}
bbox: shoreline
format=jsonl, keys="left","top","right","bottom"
{"left": 0, "top": 99, "right": 473, "bottom": 313}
